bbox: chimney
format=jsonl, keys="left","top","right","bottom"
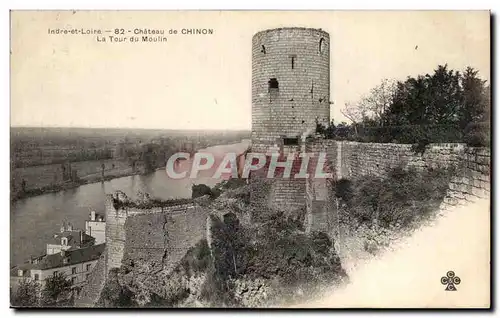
{"left": 90, "top": 211, "right": 96, "bottom": 221}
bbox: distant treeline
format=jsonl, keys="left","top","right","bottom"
{"left": 318, "top": 65, "right": 490, "bottom": 147}
{"left": 12, "top": 148, "right": 114, "bottom": 168}
{"left": 11, "top": 128, "right": 250, "bottom": 169}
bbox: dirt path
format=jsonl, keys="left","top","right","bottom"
{"left": 295, "top": 198, "right": 490, "bottom": 308}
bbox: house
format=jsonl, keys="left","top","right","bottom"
{"left": 85, "top": 211, "right": 106, "bottom": 245}
{"left": 46, "top": 222, "right": 95, "bottom": 255}
{"left": 10, "top": 244, "right": 105, "bottom": 293}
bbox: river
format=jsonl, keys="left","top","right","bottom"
{"left": 10, "top": 169, "right": 219, "bottom": 266}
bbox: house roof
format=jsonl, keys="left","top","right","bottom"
{"left": 47, "top": 230, "right": 95, "bottom": 247}
{"left": 11, "top": 244, "right": 105, "bottom": 274}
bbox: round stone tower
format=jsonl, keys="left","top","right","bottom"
{"left": 251, "top": 27, "right": 330, "bottom": 153}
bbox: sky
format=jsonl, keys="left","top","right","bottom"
{"left": 10, "top": 11, "right": 490, "bottom": 130}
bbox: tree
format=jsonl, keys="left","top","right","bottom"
{"left": 11, "top": 279, "right": 41, "bottom": 307}
{"left": 340, "top": 102, "right": 366, "bottom": 134}
{"left": 460, "top": 67, "right": 489, "bottom": 128}
{"left": 41, "top": 272, "right": 73, "bottom": 307}
{"left": 363, "top": 78, "right": 397, "bottom": 126}
{"left": 384, "top": 65, "right": 464, "bottom": 128}
{"left": 341, "top": 79, "right": 396, "bottom": 135}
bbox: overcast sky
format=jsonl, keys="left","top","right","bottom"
{"left": 11, "top": 11, "right": 490, "bottom": 130}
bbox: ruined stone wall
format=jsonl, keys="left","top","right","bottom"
{"left": 269, "top": 178, "right": 307, "bottom": 212}
{"left": 122, "top": 204, "right": 208, "bottom": 275}
{"left": 105, "top": 195, "right": 127, "bottom": 272}
{"left": 304, "top": 139, "right": 337, "bottom": 236}
{"left": 104, "top": 193, "right": 209, "bottom": 282}
{"left": 252, "top": 27, "right": 330, "bottom": 153}
{"left": 334, "top": 141, "right": 491, "bottom": 205}
{"left": 74, "top": 251, "right": 106, "bottom": 307}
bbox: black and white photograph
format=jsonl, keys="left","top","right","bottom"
{"left": 9, "top": 10, "right": 491, "bottom": 309}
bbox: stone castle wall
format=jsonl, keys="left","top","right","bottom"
{"left": 104, "top": 195, "right": 209, "bottom": 276}
{"left": 335, "top": 141, "right": 491, "bottom": 204}
{"left": 304, "top": 139, "right": 337, "bottom": 235}
{"left": 74, "top": 251, "right": 106, "bottom": 307}
{"left": 122, "top": 204, "right": 208, "bottom": 275}
{"left": 264, "top": 139, "right": 490, "bottom": 236}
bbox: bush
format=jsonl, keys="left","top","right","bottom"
{"left": 191, "top": 184, "right": 213, "bottom": 199}
{"left": 343, "top": 166, "right": 452, "bottom": 229}
{"left": 197, "top": 206, "right": 346, "bottom": 306}
{"left": 180, "top": 239, "right": 211, "bottom": 275}
{"left": 144, "top": 289, "right": 190, "bottom": 308}
{"left": 334, "top": 179, "right": 353, "bottom": 202}
{"left": 464, "top": 122, "right": 490, "bottom": 147}
{"left": 41, "top": 272, "right": 73, "bottom": 307}
{"left": 99, "top": 269, "right": 137, "bottom": 308}
{"left": 11, "top": 279, "right": 41, "bottom": 307}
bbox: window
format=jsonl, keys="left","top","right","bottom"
{"left": 34, "top": 274, "right": 39, "bottom": 281}
{"left": 85, "top": 274, "right": 89, "bottom": 281}
{"left": 268, "top": 78, "right": 279, "bottom": 102}
{"left": 71, "top": 277, "right": 76, "bottom": 285}
{"left": 319, "top": 38, "right": 325, "bottom": 54}
{"left": 86, "top": 264, "right": 92, "bottom": 272}
{"left": 61, "top": 237, "right": 68, "bottom": 246}
{"left": 261, "top": 45, "right": 266, "bottom": 54}
{"left": 289, "top": 54, "right": 297, "bottom": 69}
{"left": 283, "top": 137, "right": 299, "bottom": 146}
{"left": 17, "top": 270, "right": 23, "bottom": 277}
{"left": 53, "top": 271, "right": 58, "bottom": 276}
{"left": 268, "top": 78, "right": 279, "bottom": 90}
{"left": 72, "top": 267, "right": 77, "bottom": 275}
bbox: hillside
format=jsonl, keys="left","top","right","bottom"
{"left": 96, "top": 179, "right": 348, "bottom": 308}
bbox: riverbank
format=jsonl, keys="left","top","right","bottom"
{"left": 10, "top": 169, "right": 144, "bottom": 203}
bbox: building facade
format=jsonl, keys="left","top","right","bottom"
{"left": 11, "top": 244, "right": 105, "bottom": 293}
{"left": 85, "top": 211, "right": 106, "bottom": 245}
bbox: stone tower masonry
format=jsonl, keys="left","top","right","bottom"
{"left": 250, "top": 27, "right": 334, "bottom": 219}
{"left": 251, "top": 27, "right": 330, "bottom": 154}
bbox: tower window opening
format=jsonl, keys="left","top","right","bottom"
{"left": 283, "top": 137, "right": 299, "bottom": 146}
{"left": 268, "top": 78, "right": 279, "bottom": 90}
{"left": 319, "top": 38, "right": 325, "bottom": 54}
{"left": 261, "top": 45, "right": 266, "bottom": 54}
{"left": 289, "top": 54, "right": 297, "bottom": 70}
{"left": 268, "top": 78, "right": 279, "bottom": 103}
